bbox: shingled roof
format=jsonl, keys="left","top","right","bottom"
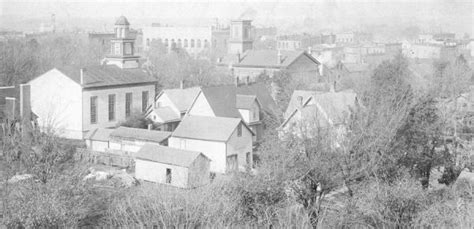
{"left": 56, "top": 65, "right": 156, "bottom": 89}
{"left": 136, "top": 144, "right": 207, "bottom": 167}
{"left": 84, "top": 128, "right": 115, "bottom": 141}
{"left": 172, "top": 115, "right": 253, "bottom": 142}
{"left": 198, "top": 85, "right": 242, "bottom": 118}
{"left": 236, "top": 95, "right": 257, "bottom": 110}
{"left": 236, "top": 82, "right": 280, "bottom": 116}
{"left": 110, "top": 126, "right": 171, "bottom": 143}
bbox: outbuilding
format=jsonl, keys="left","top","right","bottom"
{"left": 135, "top": 144, "right": 211, "bottom": 188}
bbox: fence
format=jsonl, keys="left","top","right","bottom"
{"left": 76, "top": 148, "right": 135, "bottom": 169}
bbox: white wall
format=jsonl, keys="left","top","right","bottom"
{"left": 169, "top": 137, "right": 226, "bottom": 173}
{"left": 135, "top": 159, "right": 189, "bottom": 188}
{"left": 28, "top": 69, "right": 83, "bottom": 139}
{"left": 187, "top": 92, "right": 215, "bottom": 117}
{"left": 82, "top": 84, "right": 155, "bottom": 133}
{"left": 238, "top": 109, "right": 250, "bottom": 123}
{"left": 226, "top": 124, "right": 253, "bottom": 170}
{"left": 90, "top": 140, "right": 109, "bottom": 152}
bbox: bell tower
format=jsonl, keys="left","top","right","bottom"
{"left": 228, "top": 19, "right": 253, "bottom": 55}
{"left": 105, "top": 16, "right": 140, "bottom": 69}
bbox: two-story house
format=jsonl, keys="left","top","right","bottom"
{"left": 28, "top": 16, "right": 156, "bottom": 139}
{"left": 146, "top": 85, "right": 200, "bottom": 131}
{"left": 169, "top": 115, "right": 253, "bottom": 173}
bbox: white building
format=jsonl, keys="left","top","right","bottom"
{"left": 28, "top": 16, "right": 156, "bottom": 139}
{"left": 143, "top": 26, "right": 213, "bottom": 55}
{"left": 169, "top": 115, "right": 253, "bottom": 174}
{"left": 135, "top": 144, "right": 210, "bottom": 188}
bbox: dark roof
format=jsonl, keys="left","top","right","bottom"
{"left": 219, "top": 50, "right": 320, "bottom": 69}
{"left": 284, "top": 90, "right": 323, "bottom": 119}
{"left": 136, "top": 144, "right": 207, "bottom": 167}
{"left": 150, "top": 107, "right": 181, "bottom": 123}
{"left": 159, "top": 87, "right": 201, "bottom": 112}
{"left": 110, "top": 126, "right": 171, "bottom": 143}
{"left": 115, "top": 16, "right": 130, "bottom": 26}
{"left": 172, "top": 115, "right": 251, "bottom": 142}
{"left": 84, "top": 128, "right": 115, "bottom": 141}
{"left": 199, "top": 85, "right": 242, "bottom": 118}
{"left": 236, "top": 82, "right": 280, "bottom": 116}
{"left": 236, "top": 95, "right": 257, "bottom": 109}
{"left": 56, "top": 65, "right": 156, "bottom": 88}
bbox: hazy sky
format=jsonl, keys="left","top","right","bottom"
{"left": 1, "top": 0, "right": 472, "bottom": 36}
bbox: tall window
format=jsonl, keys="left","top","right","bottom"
{"left": 142, "top": 91, "right": 149, "bottom": 113}
{"left": 90, "top": 96, "right": 98, "bottom": 124}
{"left": 124, "top": 43, "right": 132, "bottom": 55}
{"left": 166, "top": 168, "right": 172, "bottom": 184}
{"left": 177, "top": 39, "right": 182, "bottom": 48}
{"left": 114, "top": 43, "right": 120, "bottom": 55}
{"left": 125, "top": 93, "right": 132, "bottom": 118}
{"left": 108, "top": 94, "right": 115, "bottom": 121}
{"left": 226, "top": 155, "right": 238, "bottom": 172}
{"left": 237, "top": 123, "right": 242, "bottom": 137}
{"left": 190, "top": 39, "right": 195, "bottom": 48}
{"left": 204, "top": 39, "right": 209, "bottom": 48}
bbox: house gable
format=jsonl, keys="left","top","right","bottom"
{"left": 187, "top": 91, "right": 216, "bottom": 117}
{"left": 155, "top": 92, "right": 181, "bottom": 116}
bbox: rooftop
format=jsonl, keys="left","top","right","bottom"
{"left": 110, "top": 126, "right": 171, "bottom": 143}
{"left": 56, "top": 65, "right": 156, "bottom": 89}
{"left": 219, "top": 50, "right": 319, "bottom": 69}
{"left": 150, "top": 106, "right": 181, "bottom": 123}
{"left": 159, "top": 87, "right": 201, "bottom": 113}
{"left": 236, "top": 94, "right": 257, "bottom": 110}
{"left": 236, "top": 82, "right": 280, "bottom": 116}
{"left": 135, "top": 144, "right": 206, "bottom": 167}
{"left": 199, "top": 85, "right": 242, "bottom": 118}
{"left": 115, "top": 16, "right": 130, "bottom": 26}
{"left": 84, "top": 128, "right": 115, "bottom": 141}
{"left": 172, "top": 115, "right": 249, "bottom": 142}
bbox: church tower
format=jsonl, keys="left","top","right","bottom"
{"left": 105, "top": 16, "right": 140, "bottom": 69}
{"left": 228, "top": 19, "right": 253, "bottom": 55}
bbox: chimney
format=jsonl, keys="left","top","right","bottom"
{"left": 245, "top": 76, "right": 250, "bottom": 85}
{"left": 147, "top": 124, "right": 153, "bottom": 131}
{"left": 237, "top": 53, "right": 241, "bottom": 63}
{"left": 5, "top": 97, "right": 16, "bottom": 121}
{"left": 277, "top": 50, "right": 283, "bottom": 64}
{"left": 19, "top": 84, "right": 31, "bottom": 124}
{"left": 234, "top": 77, "right": 240, "bottom": 86}
{"left": 80, "top": 68, "right": 85, "bottom": 85}
{"left": 180, "top": 79, "right": 185, "bottom": 89}
{"left": 297, "top": 96, "right": 303, "bottom": 108}
{"left": 307, "top": 46, "right": 312, "bottom": 55}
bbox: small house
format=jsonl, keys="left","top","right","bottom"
{"left": 169, "top": 115, "right": 254, "bottom": 173}
{"left": 135, "top": 144, "right": 211, "bottom": 188}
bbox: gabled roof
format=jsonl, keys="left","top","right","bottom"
{"left": 172, "top": 115, "right": 253, "bottom": 142}
{"left": 236, "top": 94, "right": 258, "bottom": 110}
{"left": 150, "top": 106, "right": 181, "bottom": 123}
{"left": 158, "top": 87, "right": 201, "bottom": 113}
{"left": 55, "top": 65, "right": 156, "bottom": 89}
{"left": 219, "top": 50, "right": 320, "bottom": 69}
{"left": 282, "top": 90, "right": 357, "bottom": 128}
{"left": 84, "top": 128, "right": 115, "bottom": 141}
{"left": 236, "top": 50, "right": 320, "bottom": 68}
{"left": 236, "top": 82, "right": 280, "bottom": 116}
{"left": 110, "top": 126, "right": 171, "bottom": 143}
{"left": 284, "top": 90, "right": 324, "bottom": 119}
{"left": 136, "top": 144, "right": 208, "bottom": 167}
{"left": 198, "top": 85, "right": 242, "bottom": 118}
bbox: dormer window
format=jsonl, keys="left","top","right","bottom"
{"left": 237, "top": 123, "right": 242, "bottom": 137}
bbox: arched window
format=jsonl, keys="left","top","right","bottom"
{"left": 197, "top": 39, "right": 201, "bottom": 48}
{"left": 146, "top": 38, "right": 150, "bottom": 46}
{"left": 177, "top": 39, "right": 182, "bottom": 48}
{"left": 184, "top": 39, "right": 188, "bottom": 48}
{"left": 191, "top": 39, "right": 195, "bottom": 48}
{"left": 171, "top": 39, "right": 176, "bottom": 49}
{"left": 164, "top": 39, "right": 169, "bottom": 47}
{"left": 204, "top": 39, "right": 209, "bottom": 48}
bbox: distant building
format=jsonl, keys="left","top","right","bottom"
{"left": 169, "top": 115, "right": 253, "bottom": 173}
{"left": 135, "top": 144, "right": 211, "bottom": 188}
{"left": 335, "top": 31, "right": 372, "bottom": 44}
{"left": 29, "top": 16, "right": 156, "bottom": 139}
{"left": 277, "top": 33, "right": 335, "bottom": 51}
{"left": 280, "top": 89, "right": 358, "bottom": 141}
{"left": 218, "top": 50, "right": 321, "bottom": 81}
